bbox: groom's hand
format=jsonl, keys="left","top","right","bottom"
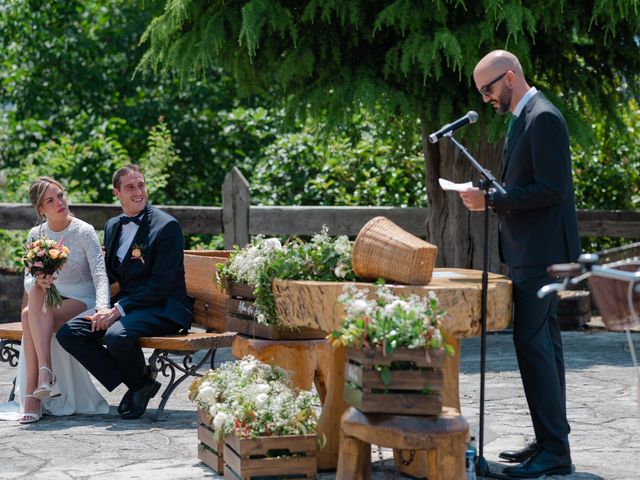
{"left": 85, "top": 307, "right": 121, "bottom": 331}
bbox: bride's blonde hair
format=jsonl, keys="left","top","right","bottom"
{"left": 28, "top": 176, "right": 66, "bottom": 224}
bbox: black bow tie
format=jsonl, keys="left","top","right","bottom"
{"left": 119, "top": 213, "right": 143, "bottom": 226}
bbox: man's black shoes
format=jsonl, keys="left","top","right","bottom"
{"left": 120, "top": 377, "right": 161, "bottom": 420}
{"left": 118, "top": 368, "right": 157, "bottom": 415}
{"left": 503, "top": 449, "right": 573, "bottom": 478}
{"left": 499, "top": 441, "right": 540, "bottom": 463}
{"left": 117, "top": 389, "right": 133, "bottom": 415}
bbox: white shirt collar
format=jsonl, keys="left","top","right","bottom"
{"left": 513, "top": 86, "right": 538, "bottom": 117}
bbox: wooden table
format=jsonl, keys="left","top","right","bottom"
{"left": 271, "top": 268, "right": 512, "bottom": 471}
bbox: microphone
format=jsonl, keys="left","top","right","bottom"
{"left": 428, "top": 111, "right": 479, "bottom": 143}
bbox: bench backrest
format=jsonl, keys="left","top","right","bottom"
{"left": 184, "top": 250, "right": 231, "bottom": 331}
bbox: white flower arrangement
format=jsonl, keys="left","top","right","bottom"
{"left": 189, "top": 356, "right": 318, "bottom": 439}
{"left": 218, "top": 235, "right": 283, "bottom": 287}
{"left": 329, "top": 283, "right": 455, "bottom": 357}
{"left": 218, "top": 226, "right": 356, "bottom": 325}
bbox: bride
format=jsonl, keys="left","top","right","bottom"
{"left": 9, "top": 176, "right": 110, "bottom": 422}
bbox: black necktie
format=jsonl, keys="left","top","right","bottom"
{"left": 119, "top": 213, "right": 143, "bottom": 226}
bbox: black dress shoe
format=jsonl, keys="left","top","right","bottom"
{"left": 120, "top": 378, "right": 161, "bottom": 420}
{"left": 503, "top": 449, "right": 573, "bottom": 478}
{"left": 118, "top": 369, "right": 157, "bottom": 414}
{"left": 499, "top": 441, "right": 540, "bottom": 463}
{"left": 117, "top": 389, "right": 133, "bottom": 415}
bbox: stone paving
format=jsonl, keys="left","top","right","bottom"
{"left": 0, "top": 328, "right": 638, "bottom": 479}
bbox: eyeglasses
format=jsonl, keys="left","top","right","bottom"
{"left": 479, "top": 71, "right": 510, "bottom": 96}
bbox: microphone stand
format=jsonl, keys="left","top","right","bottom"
{"left": 442, "top": 132, "right": 509, "bottom": 479}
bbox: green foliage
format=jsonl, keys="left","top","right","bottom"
{"left": 250, "top": 110, "right": 426, "bottom": 206}
{"left": 140, "top": 0, "right": 640, "bottom": 143}
{"left": 253, "top": 231, "right": 356, "bottom": 326}
{"left": 139, "top": 121, "right": 181, "bottom": 203}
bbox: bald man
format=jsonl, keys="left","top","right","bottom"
{"left": 459, "top": 50, "right": 580, "bottom": 477}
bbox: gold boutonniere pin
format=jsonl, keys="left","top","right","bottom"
{"left": 131, "top": 244, "right": 146, "bottom": 264}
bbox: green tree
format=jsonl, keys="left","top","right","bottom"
{"left": 0, "top": 0, "right": 278, "bottom": 205}
{"left": 139, "top": 0, "right": 640, "bottom": 269}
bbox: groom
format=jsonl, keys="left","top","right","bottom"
{"left": 57, "top": 164, "right": 193, "bottom": 419}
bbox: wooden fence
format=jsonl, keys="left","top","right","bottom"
{"left": 1, "top": 167, "right": 640, "bottom": 248}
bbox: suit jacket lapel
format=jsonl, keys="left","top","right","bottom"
{"left": 502, "top": 92, "right": 541, "bottom": 180}
{"left": 118, "top": 205, "right": 152, "bottom": 276}
{"left": 106, "top": 220, "right": 122, "bottom": 277}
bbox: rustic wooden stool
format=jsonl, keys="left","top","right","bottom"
{"left": 337, "top": 406, "right": 469, "bottom": 480}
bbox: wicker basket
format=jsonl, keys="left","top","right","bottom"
{"left": 352, "top": 216, "right": 437, "bottom": 285}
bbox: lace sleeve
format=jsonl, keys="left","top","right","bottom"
{"left": 82, "top": 225, "right": 110, "bottom": 311}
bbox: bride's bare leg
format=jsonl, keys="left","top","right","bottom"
{"left": 26, "top": 287, "right": 86, "bottom": 388}
{"left": 20, "top": 306, "right": 41, "bottom": 414}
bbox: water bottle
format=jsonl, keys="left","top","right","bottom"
{"left": 465, "top": 447, "right": 476, "bottom": 480}
{"left": 469, "top": 435, "right": 478, "bottom": 461}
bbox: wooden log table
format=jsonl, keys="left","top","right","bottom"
{"left": 271, "top": 268, "right": 512, "bottom": 472}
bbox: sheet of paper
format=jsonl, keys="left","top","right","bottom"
{"left": 438, "top": 178, "right": 473, "bottom": 192}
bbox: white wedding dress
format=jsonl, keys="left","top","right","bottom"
{"left": 0, "top": 218, "right": 110, "bottom": 420}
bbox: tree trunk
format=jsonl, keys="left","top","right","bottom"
{"left": 421, "top": 123, "right": 506, "bottom": 274}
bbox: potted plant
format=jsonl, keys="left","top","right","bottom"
{"left": 329, "top": 283, "right": 455, "bottom": 416}
{"left": 189, "top": 356, "right": 319, "bottom": 478}
{"left": 217, "top": 227, "right": 355, "bottom": 338}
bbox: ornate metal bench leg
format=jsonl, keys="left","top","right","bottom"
{"left": 0, "top": 340, "right": 20, "bottom": 402}
{"left": 148, "top": 348, "right": 215, "bottom": 422}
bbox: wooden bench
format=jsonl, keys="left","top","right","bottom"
{"left": 0, "top": 250, "right": 236, "bottom": 421}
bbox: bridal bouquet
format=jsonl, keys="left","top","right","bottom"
{"left": 189, "top": 356, "right": 318, "bottom": 439}
{"left": 20, "top": 237, "right": 70, "bottom": 311}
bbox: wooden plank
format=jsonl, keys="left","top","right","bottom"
{"left": 223, "top": 167, "right": 250, "bottom": 249}
{"left": 198, "top": 443, "right": 224, "bottom": 475}
{"left": 249, "top": 206, "right": 428, "bottom": 237}
{"left": 227, "top": 282, "right": 255, "bottom": 299}
{"left": 3, "top": 202, "right": 640, "bottom": 239}
{"left": 344, "top": 383, "right": 443, "bottom": 416}
{"left": 0, "top": 322, "right": 23, "bottom": 342}
{"left": 137, "top": 331, "right": 236, "bottom": 350}
{"left": 0, "top": 203, "right": 223, "bottom": 234}
{"left": 225, "top": 434, "right": 317, "bottom": 456}
{"left": 184, "top": 252, "right": 229, "bottom": 330}
{"left": 226, "top": 298, "right": 259, "bottom": 319}
{"left": 223, "top": 434, "right": 317, "bottom": 479}
{"left": 577, "top": 210, "right": 640, "bottom": 238}
{"left": 359, "top": 368, "right": 444, "bottom": 392}
{"left": 346, "top": 347, "right": 445, "bottom": 368}
{"left": 225, "top": 316, "right": 326, "bottom": 340}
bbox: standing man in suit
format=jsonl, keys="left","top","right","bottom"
{"left": 459, "top": 50, "right": 580, "bottom": 477}
{"left": 57, "top": 164, "right": 193, "bottom": 419}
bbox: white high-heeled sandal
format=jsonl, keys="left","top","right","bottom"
{"left": 19, "top": 395, "right": 41, "bottom": 424}
{"left": 33, "top": 366, "right": 60, "bottom": 399}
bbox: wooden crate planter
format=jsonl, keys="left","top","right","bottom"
{"left": 197, "top": 408, "right": 224, "bottom": 474}
{"left": 223, "top": 433, "right": 317, "bottom": 479}
{"left": 344, "top": 347, "right": 445, "bottom": 416}
{"left": 225, "top": 281, "right": 325, "bottom": 340}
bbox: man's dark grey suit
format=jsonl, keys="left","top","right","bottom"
{"left": 491, "top": 91, "right": 580, "bottom": 457}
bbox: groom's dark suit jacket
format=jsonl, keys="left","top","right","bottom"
{"left": 104, "top": 203, "right": 192, "bottom": 330}
{"left": 492, "top": 92, "right": 580, "bottom": 266}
